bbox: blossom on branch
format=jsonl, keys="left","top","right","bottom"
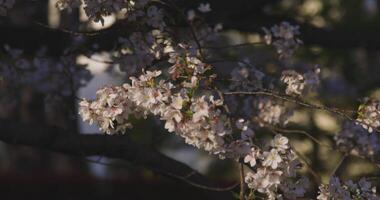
{"left": 263, "top": 22, "right": 303, "bottom": 59}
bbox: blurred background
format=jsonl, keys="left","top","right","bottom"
{"left": 1, "top": 0, "right": 380, "bottom": 199}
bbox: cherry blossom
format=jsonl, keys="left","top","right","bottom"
{"left": 263, "top": 22, "right": 302, "bottom": 59}
{"left": 271, "top": 134, "right": 289, "bottom": 152}
{"left": 243, "top": 147, "right": 259, "bottom": 167}
{"left": 280, "top": 67, "right": 320, "bottom": 96}
{"left": 317, "top": 177, "right": 379, "bottom": 200}
{"left": 335, "top": 122, "right": 380, "bottom": 161}
{"left": 253, "top": 97, "right": 292, "bottom": 127}
{"left": 262, "top": 149, "right": 283, "bottom": 169}
{"left": 357, "top": 98, "right": 380, "bottom": 132}
{"left": 197, "top": 3, "right": 211, "bottom": 13}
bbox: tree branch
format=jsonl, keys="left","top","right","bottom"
{"left": 3, "top": 0, "right": 380, "bottom": 56}
{"left": 0, "top": 119, "right": 234, "bottom": 193}
{"left": 172, "top": 0, "right": 380, "bottom": 50}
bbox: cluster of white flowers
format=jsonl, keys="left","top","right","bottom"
{"left": 79, "top": 64, "right": 307, "bottom": 198}
{"left": 317, "top": 177, "right": 379, "bottom": 200}
{"left": 357, "top": 98, "right": 380, "bottom": 133}
{"left": 80, "top": 53, "right": 233, "bottom": 154}
{"left": 253, "top": 97, "right": 292, "bottom": 127}
{"left": 244, "top": 134, "right": 308, "bottom": 199}
{"left": 263, "top": 22, "right": 303, "bottom": 59}
{"left": 172, "top": 94, "right": 230, "bottom": 154}
{"left": 167, "top": 43, "right": 209, "bottom": 81}
{"left": 280, "top": 70, "right": 304, "bottom": 95}
{"left": 0, "top": 46, "right": 92, "bottom": 96}
{"left": 0, "top": 0, "right": 15, "bottom": 16}
{"left": 114, "top": 30, "right": 172, "bottom": 75}
{"left": 335, "top": 122, "right": 380, "bottom": 161}
{"left": 280, "top": 67, "right": 320, "bottom": 96}
{"left": 79, "top": 85, "right": 135, "bottom": 134}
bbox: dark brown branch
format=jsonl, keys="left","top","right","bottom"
{"left": 223, "top": 15, "right": 380, "bottom": 50}
{"left": 3, "top": 0, "right": 380, "bottom": 57}
{"left": 171, "top": 0, "right": 380, "bottom": 50}
{"left": 239, "top": 163, "right": 245, "bottom": 200}
{"left": 0, "top": 119, "right": 234, "bottom": 193}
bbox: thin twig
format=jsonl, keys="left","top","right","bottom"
{"left": 203, "top": 42, "right": 263, "bottom": 50}
{"left": 268, "top": 127, "right": 322, "bottom": 183}
{"left": 292, "top": 148, "right": 322, "bottom": 184}
{"left": 86, "top": 155, "right": 238, "bottom": 192}
{"left": 33, "top": 21, "right": 100, "bottom": 36}
{"left": 273, "top": 127, "right": 333, "bottom": 150}
{"left": 331, "top": 154, "right": 347, "bottom": 177}
{"left": 223, "top": 90, "right": 379, "bottom": 133}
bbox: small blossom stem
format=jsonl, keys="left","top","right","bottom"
{"left": 215, "top": 87, "right": 231, "bottom": 114}
{"left": 189, "top": 22, "right": 205, "bottom": 60}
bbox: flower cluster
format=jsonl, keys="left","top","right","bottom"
{"left": 167, "top": 44, "right": 208, "bottom": 81}
{"left": 0, "top": 0, "right": 15, "bottom": 16}
{"left": 357, "top": 98, "right": 380, "bottom": 133}
{"left": 244, "top": 134, "right": 308, "bottom": 199}
{"left": 0, "top": 46, "right": 92, "bottom": 96}
{"left": 79, "top": 85, "right": 135, "bottom": 134}
{"left": 317, "top": 177, "right": 379, "bottom": 200}
{"left": 79, "top": 66, "right": 307, "bottom": 198}
{"left": 263, "top": 22, "right": 302, "bottom": 59}
{"left": 280, "top": 67, "right": 320, "bottom": 96}
{"left": 335, "top": 122, "right": 380, "bottom": 161}
{"left": 80, "top": 63, "right": 232, "bottom": 154}
{"left": 114, "top": 30, "right": 172, "bottom": 75}
{"left": 253, "top": 97, "right": 292, "bottom": 127}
